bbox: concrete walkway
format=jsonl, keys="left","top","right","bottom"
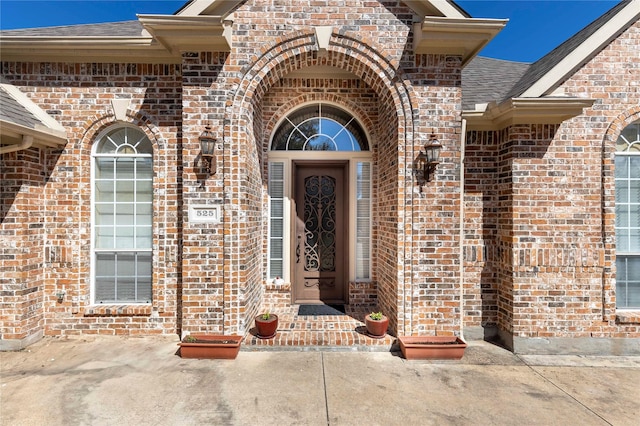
{"left": 2, "top": 336, "right": 639, "bottom": 425}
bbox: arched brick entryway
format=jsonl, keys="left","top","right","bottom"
{"left": 223, "top": 28, "right": 420, "bottom": 336}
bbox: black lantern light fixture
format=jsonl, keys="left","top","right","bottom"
{"left": 199, "top": 125, "right": 216, "bottom": 175}
{"left": 416, "top": 130, "right": 442, "bottom": 182}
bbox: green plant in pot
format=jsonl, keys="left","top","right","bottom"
{"left": 365, "top": 311, "right": 389, "bottom": 338}
{"left": 254, "top": 311, "right": 278, "bottom": 339}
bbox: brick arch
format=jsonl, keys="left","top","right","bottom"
{"left": 223, "top": 28, "right": 419, "bottom": 335}
{"left": 601, "top": 107, "right": 640, "bottom": 320}
{"left": 604, "top": 107, "right": 640, "bottom": 146}
{"left": 80, "top": 113, "right": 165, "bottom": 153}
{"left": 264, "top": 93, "right": 378, "bottom": 150}
{"left": 602, "top": 107, "right": 640, "bottom": 187}
{"left": 226, "top": 28, "right": 416, "bottom": 154}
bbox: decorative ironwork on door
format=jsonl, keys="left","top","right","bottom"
{"left": 302, "top": 175, "right": 337, "bottom": 274}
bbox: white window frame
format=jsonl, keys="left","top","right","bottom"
{"left": 615, "top": 120, "right": 640, "bottom": 309}
{"left": 91, "top": 125, "right": 153, "bottom": 305}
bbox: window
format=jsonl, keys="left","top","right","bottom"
{"left": 271, "top": 104, "right": 368, "bottom": 151}
{"left": 615, "top": 120, "right": 640, "bottom": 309}
{"left": 93, "top": 126, "right": 153, "bottom": 303}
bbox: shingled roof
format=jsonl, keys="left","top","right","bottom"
{"left": 0, "top": 87, "right": 41, "bottom": 129}
{"left": 0, "top": 81, "right": 67, "bottom": 149}
{"left": 461, "top": 57, "right": 530, "bottom": 110}
{"left": 0, "top": 21, "right": 146, "bottom": 37}
{"left": 462, "top": 0, "right": 635, "bottom": 111}
{"left": 505, "top": 0, "right": 631, "bottom": 99}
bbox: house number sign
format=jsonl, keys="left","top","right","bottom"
{"left": 189, "top": 205, "right": 221, "bottom": 223}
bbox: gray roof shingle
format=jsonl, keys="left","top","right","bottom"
{"left": 0, "top": 86, "right": 41, "bottom": 129}
{"left": 0, "top": 20, "right": 145, "bottom": 37}
{"left": 462, "top": 57, "right": 530, "bottom": 110}
{"left": 462, "top": 1, "right": 630, "bottom": 108}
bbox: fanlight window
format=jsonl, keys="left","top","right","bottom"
{"left": 271, "top": 104, "right": 368, "bottom": 151}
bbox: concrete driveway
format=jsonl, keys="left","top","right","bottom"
{"left": 2, "top": 336, "right": 639, "bottom": 425}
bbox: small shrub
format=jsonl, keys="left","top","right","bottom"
{"left": 370, "top": 311, "right": 383, "bottom": 320}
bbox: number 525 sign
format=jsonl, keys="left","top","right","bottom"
{"left": 189, "top": 205, "right": 221, "bottom": 223}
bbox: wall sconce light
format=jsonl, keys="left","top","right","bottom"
{"left": 199, "top": 125, "right": 216, "bottom": 175}
{"left": 415, "top": 131, "right": 442, "bottom": 182}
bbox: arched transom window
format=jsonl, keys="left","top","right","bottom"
{"left": 271, "top": 104, "right": 368, "bottom": 151}
{"left": 615, "top": 120, "right": 640, "bottom": 309}
{"left": 92, "top": 126, "right": 153, "bottom": 304}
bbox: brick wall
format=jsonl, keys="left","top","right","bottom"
{"left": 460, "top": 19, "right": 640, "bottom": 345}
{"left": 225, "top": 0, "right": 426, "bottom": 336}
{"left": 1, "top": 61, "right": 183, "bottom": 340}
{"left": 520, "top": 18, "right": 640, "bottom": 338}
{"left": 404, "top": 54, "right": 463, "bottom": 336}
{"left": 0, "top": 0, "right": 469, "bottom": 341}
{"left": 180, "top": 52, "right": 228, "bottom": 335}
{"left": 463, "top": 130, "right": 499, "bottom": 330}
{"left": 0, "top": 147, "right": 47, "bottom": 345}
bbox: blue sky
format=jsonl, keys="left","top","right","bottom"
{"left": 0, "top": 0, "right": 622, "bottom": 63}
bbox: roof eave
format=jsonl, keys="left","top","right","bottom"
{"left": 413, "top": 17, "right": 508, "bottom": 66}
{"left": 463, "top": 97, "right": 597, "bottom": 130}
{"left": 0, "top": 14, "right": 233, "bottom": 63}
{"left": 0, "top": 36, "right": 177, "bottom": 63}
{"left": 138, "top": 14, "right": 232, "bottom": 54}
{"left": 1, "top": 121, "right": 67, "bottom": 148}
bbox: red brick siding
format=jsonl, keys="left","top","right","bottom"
{"left": 180, "top": 52, "right": 228, "bottom": 335}
{"left": 460, "top": 19, "right": 640, "bottom": 340}
{"left": 1, "top": 61, "right": 183, "bottom": 338}
{"left": 0, "top": 148, "right": 46, "bottom": 341}
{"left": 404, "top": 54, "right": 464, "bottom": 336}
{"left": 463, "top": 130, "right": 499, "bottom": 329}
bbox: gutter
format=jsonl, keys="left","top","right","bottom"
{"left": 0, "top": 135, "right": 33, "bottom": 155}
{"left": 459, "top": 119, "right": 467, "bottom": 340}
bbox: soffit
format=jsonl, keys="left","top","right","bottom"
{"left": 413, "top": 17, "right": 507, "bottom": 66}
{"left": 175, "top": 0, "right": 242, "bottom": 17}
{"left": 137, "top": 14, "right": 232, "bottom": 55}
{"left": 462, "top": 97, "right": 597, "bottom": 131}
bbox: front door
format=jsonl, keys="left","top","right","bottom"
{"left": 293, "top": 163, "right": 347, "bottom": 304}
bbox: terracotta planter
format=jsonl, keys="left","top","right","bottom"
{"left": 254, "top": 314, "right": 278, "bottom": 339}
{"left": 364, "top": 314, "right": 389, "bottom": 338}
{"left": 178, "top": 334, "right": 242, "bottom": 359}
{"left": 398, "top": 336, "right": 467, "bottom": 360}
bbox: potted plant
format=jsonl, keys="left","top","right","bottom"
{"left": 364, "top": 311, "right": 389, "bottom": 338}
{"left": 178, "top": 334, "right": 243, "bottom": 359}
{"left": 398, "top": 335, "right": 467, "bottom": 360}
{"left": 254, "top": 311, "right": 278, "bottom": 339}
